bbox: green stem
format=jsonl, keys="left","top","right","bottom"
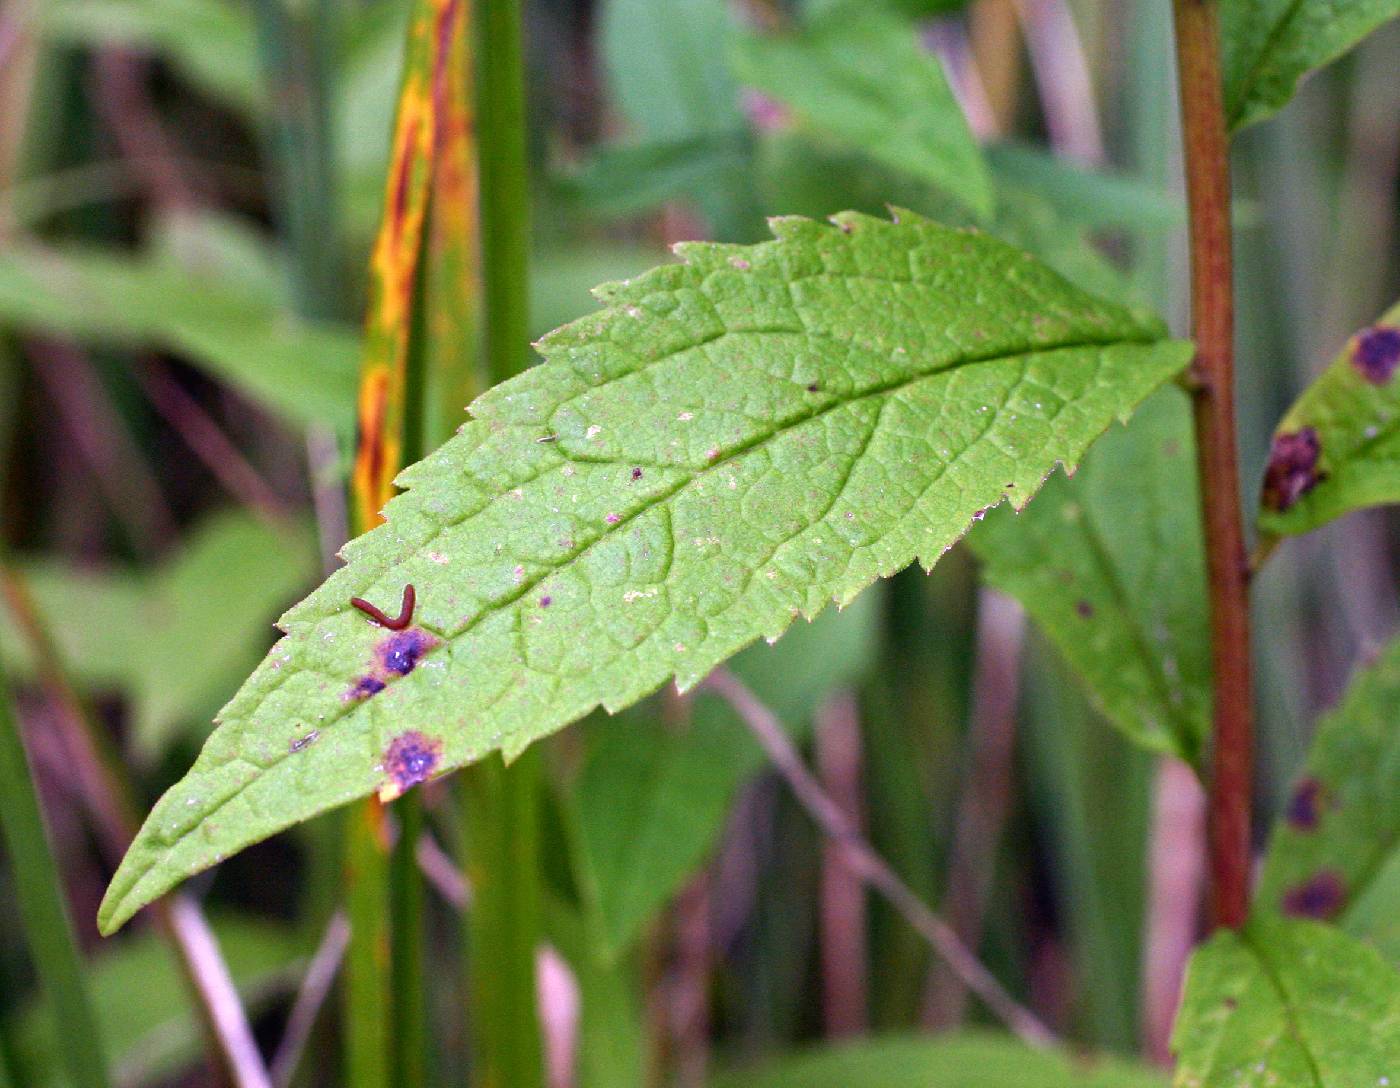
{"left": 1171, "top": 0, "right": 1253, "bottom": 930}
{"left": 250, "top": 0, "right": 345, "bottom": 323}
{"left": 476, "top": 0, "right": 531, "bottom": 380}
{"left": 0, "top": 670, "right": 111, "bottom": 1088}
{"left": 463, "top": 1, "right": 544, "bottom": 1084}
{"left": 463, "top": 752, "right": 544, "bottom": 1088}
{"left": 344, "top": 805, "right": 393, "bottom": 1088}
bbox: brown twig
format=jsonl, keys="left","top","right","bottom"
{"left": 136, "top": 360, "right": 291, "bottom": 523}
{"left": 92, "top": 49, "right": 199, "bottom": 209}
{"left": 1171, "top": 0, "right": 1253, "bottom": 931}
{"left": 702, "top": 667, "right": 1056, "bottom": 1048}
{"left": 923, "top": 588, "right": 1026, "bottom": 1028}
{"left": 28, "top": 339, "right": 176, "bottom": 555}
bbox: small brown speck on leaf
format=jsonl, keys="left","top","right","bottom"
{"left": 1261, "top": 427, "right": 1324, "bottom": 512}
{"left": 1075, "top": 600, "right": 1094, "bottom": 618}
{"left": 379, "top": 731, "right": 443, "bottom": 802}
{"left": 1282, "top": 870, "right": 1346, "bottom": 920}
{"left": 1351, "top": 325, "right": 1400, "bottom": 384}
{"left": 631, "top": 467, "right": 643, "bottom": 480}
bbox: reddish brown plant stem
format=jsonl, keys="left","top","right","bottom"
{"left": 1171, "top": 0, "right": 1252, "bottom": 930}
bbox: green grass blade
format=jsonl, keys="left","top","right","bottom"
{"left": 0, "top": 671, "right": 111, "bottom": 1088}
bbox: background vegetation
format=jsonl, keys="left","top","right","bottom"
{"left": 0, "top": 0, "right": 1397, "bottom": 1085}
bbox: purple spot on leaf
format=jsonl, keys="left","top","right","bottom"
{"left": 631, "top": 467, "right": 643, "bottom": 481}
{"left": 540, "top": 595, "right": 552, "bottom": 608}
{"left": 349, "top": 676, "right": 386, "bottom": 700}
{"left": 380, "top": 730, "right": 443, "bottom": 800}
{"left": 1262, "top": 427, "right": 1324, "bottom": 512}
{"left": 1076, "top": 600, "right": 1094, "bottom": 618}
{"left": 1282, "top": 870, "right": 1346, "bottom": 920}
{"left": 1285, "top": 776, "right": 1327, "bottom": 831}
{"left": 380, "top": 628, "right": 434, "bottom": 677}
{"left": 1351, "top": 325, "right": 1400, "bottom": 384}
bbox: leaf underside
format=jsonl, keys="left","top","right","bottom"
{"left": 1222, "top": 2, "right": 1400, "bottom": 132}
{"left": 1171, "top": 918, "right": 1400, "bottom": 1086}
{"left": 969, "top": 387, "right": 1210, "bottom": 764}
{"left": 99, "top": 210, "right": 1190, "bottom": 933}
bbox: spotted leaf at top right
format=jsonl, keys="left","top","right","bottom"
{"left": 1258, "top": 300, "right": 1400, "bottom": 537}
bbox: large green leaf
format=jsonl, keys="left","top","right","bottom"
{"left": 98, "top": 210, "right": 1191, "bottom": 934}
{"left": 710, "top": 1030, "right": 1164, "bottom": 1088}
{"left": 0, "top": 511, "right": 319, "bottom": 760}
{"left": 733, "top": 7, "right": 993, "bottom": 221}
{"left": 1254, "top": 636, "right": 1400, "bottom": 963}
{"left": 1222, "top": 2, "right": 1400, "bottom": 131}
{"left": 569, "top": 591, "right": 879, "bottom": 955}
{"left": 1256, "top": 301, "right": 1400, "bottom": 537}
{"left": 968, "top": 387, "right": 1210, "bottom": 763}
{"left": 1171, "top": 918, "right": 1400, "bottom": 1086}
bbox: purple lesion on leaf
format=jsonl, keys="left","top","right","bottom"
{"left": 378, "top": 730, "right": 443, "bottom": 802}
{"left": 1351, "top": 325, "right": 1400, "bottom": 384}
{"left": 379, "top": 628, "right": 436, "bottom": 676}
{"left": 348, "top": 676, "right": 387, "bottom": 700}
{"left": 1075, "top": 600, "right": 1094, "bottom": 618}
{"left": 344, "top": 627, "right": 440, "bottom": 701}
{"left": 1285, "top": 775, "right": 1328, "bottom": 831}
{"left": 1281, "top": 869, "right": 1346, "bottom": 920}
{"left": 1261, "top": 427, "right": 1324, "bottom": 512}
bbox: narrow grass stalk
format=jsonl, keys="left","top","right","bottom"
{"left": 1170, "top": 0, "right": 1253, "bottom": 930}
{"left": 461, "top": 0, "right": 545, "bottom": 1081}
{"left": 0, "top": 670, "right": 110, "bottom": 1088}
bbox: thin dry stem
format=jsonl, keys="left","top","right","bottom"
{"left": 703, "top": 667, "right": 1056, "bottom": 1048}
{"left": 270, "top": 912, "right": 351, "bottom": 1088}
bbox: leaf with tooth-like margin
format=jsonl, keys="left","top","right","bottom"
{"left": 98, "top": 209, "right": 1192, "bottom": 934}
{"left": 1257, "top": 300, "right": 1400, "bottom": 537}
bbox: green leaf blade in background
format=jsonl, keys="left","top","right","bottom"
{"left": 98, "top": 210, "right": 1191, "bottom": 934}
{"left": 709, "top": 1029, "right": 1165, "bottom": 1088}
{"left": 1254, "top": 636, "right": 1400, "bottom": 962}
{"left": 0, "top": 511, "right": 319, "bottom": 762}
{"left": 1171, "top": 918, "right": 1400, "bottom": 1086}
{"left": 1256, "top": 301, "right": 1400, "bottom": 537}
{"left": 1222, "top": 2, "right": 1400, "bottom": 131}
{"left": 0, "top": 218, "right": 360, "bottom": 430}
{"left": 968, "top": 387, "right": 1211, "bottom": 763}
{"left": 733, "top": 8, "right": 994, "bottom": 221}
